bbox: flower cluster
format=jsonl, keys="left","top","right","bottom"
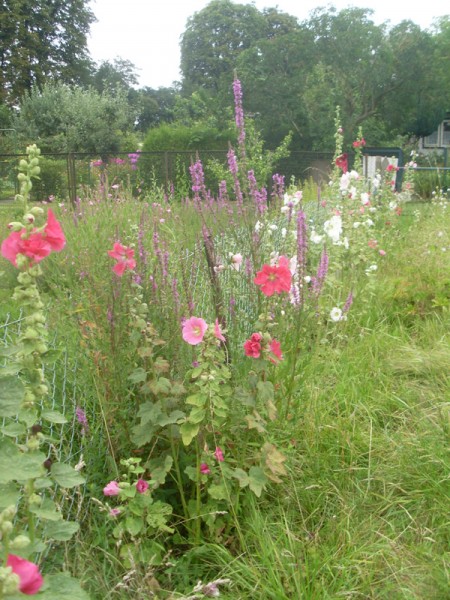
{"left": 244, "top": 332, "right": 283, "bottom": 363}
{"left": 1, "top": 208, "right": 66, "bottom": 267}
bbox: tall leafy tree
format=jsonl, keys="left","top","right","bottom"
{"left": 0, "top": 0, "right": 95, "bottom": 105}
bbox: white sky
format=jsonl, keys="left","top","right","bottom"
{"left": 87, "top": 0, "right": 449, "bottom": 89}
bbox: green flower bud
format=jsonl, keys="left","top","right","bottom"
{"left": 30, "top": 166, "right": 41, "bottom": 176}
{"left": 28, "top": 493, "right": 42, "bottom": 506}
{"left": 17, "top": 172, "right": 27, "bottom": 182}
{"left": 1, "top": 505, "right": 16, "bottom": 520}
{"left": 30, "top": 206, "right": 44, "bottom": 216}
{"left": 19, "top": 159, "right": 28, "bottom": 170}
{"left": 27, "top": 437, "right": 41, "bottom": 451}
{"left": 30, "top": 157, "right": 39, "bottom": 167}
{"left": 10, "top": 534, "right": 31, "bottom": 550}
{"left": 24, "top": 213, "right": 35, "bottom": 223}
{"left": 1, "top": 520, "right": 13, "bottom": 535}
{"left": 7, "top": 221, "right": 25, "bottom": 231}
{"left": 2, "top": 571, "right": 21, "bottom": 595}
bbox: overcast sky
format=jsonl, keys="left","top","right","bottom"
{"left": 87, "top": 0, "right": 449, "bottom": 89}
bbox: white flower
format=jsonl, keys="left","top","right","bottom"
{"left": 389, "top": 201, "right": 398, "bottom": 210}
{"left": 364, "top": 219, "right": 374, "bottom": 227}
{"left": 304, "top": 275, "right": 311, "bottom": 283}
{"left": 255, "top": 221, "right": 263, "bottom": 232}
{"left": 353, "top": 222, "right": 361, "bottom": 229}
{"left": 361, "top": 192, "right": 370, "bottom": 205}
{"left": 281, "top": 228, "right": 287, "bottom": 238}
{"left": 365, "top": 264, "right": 378, "bottom": 275}
{"left": 268, "top": 224, "right": 278, "bottom": 231}
{"left": 324, "top": 215, "right": 343, "bottom": 243}
{"left": 349, "top": 186, "right": 357, "bottom": 200}
{"left": 310, "top": 230, "right": 324, "bottom": 244}
{"left": 343, "top": 236, "right": 349, "bottom": 249}
{"left": 330, "top": 307, "right": 343, "bottom": 322}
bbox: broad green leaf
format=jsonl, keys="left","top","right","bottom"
{"left": 136, "top": 401, "right": 162, "bottom": 425}
{"left": 51, "top": 463, "right": 85, "bottom": 488}
{"left": 190, "top": 366, "right": 203, "bottom": 379}
{"left": 125, "top": 516, "right": 143, "bottom": 536}
{"left": 156, "top": 409, "right": 185, "bottom": 427}
{"left": 180, "top": 421, "right": 199, "bottom": 446}
{"left": 0, "top": 482, "right": 21, "bottom": 510}
{"left": 145, "top": 500, "right": 173, "bottom": 531}
{"left": 146, "top": 454, "right": 173, "bottom": 485}
{"left": 187, "top": 406, "right": 206, "bottom": 424}
{"left": 185, "top": 394, "right": 205, "bottom": 407}
{"left": 45, "top": 520, "right": 80, "bottom": 541}
{"left": 232, "top": 468, "right": 250, "bottom": 489}
{"left": 207, "top": 483, "right": 228, "bottom": 500}
{"left": 248, "top": 466, "right": 268, "bottom": 498}
{"left": 256, "top": 380, "right": 275, "bottom": 403}
{"left": 131, "top": 422, "right": 157, "bottom": 447}
{"left": 37, "top": 573, "right": 91, "bottom": 600}
{"left": 41, "top": 410, "right": 68, "bottom": 424}
{"left": 0, "top": 375, "right": 24, "bottom": 417}
{"left": 34, "top": 477, "right": 53, "bottom": 490}
{"left": 1, "top": 422, "right": 26, "bottom": 437}
{"left": 0, "top": 439, "right": 45, "bottom": 484}
{"left": 29, "top": 498, "right": 62, "bottom": 521}
{"left": 128, "top": 367, "right": 147, "bottom": 384}
{"left": 184, "top": 465, "right": 198, "bottom": 482}
{"left": 18, "top": 407, "right": 38, "bottom": 428}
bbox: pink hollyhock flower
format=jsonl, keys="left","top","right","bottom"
{"left": 103, "top": 481, "right": 120, "bottom": 496}
{"left": 6, "top": 554, "right": 43, "bottom": 595}
{"left": 136, "top": 479, "right": 149, "bottom": 494}
{"left": 214, "top": 318, "right": 226, "bottom": 342}
{"left": 200, "top": 463, "right": 211, "bottom": 475}
{"left": 335, "top": 153, "right": 348, "bottom": 173}
{"left": 1, "top": 230, "right": 52, "bottom": 267}
{"left": 244, "top": 333, "right": 262, "bottom": 358}
{"left": 109, "top": 508, "right": 121, "bottom": 517}
{"left": 230, "top": 253, "right": 243, "bottom": 271}
{"left": 268, "top": 339, "right": 283, "bottom": 363}
{"left": 254, "top": 257, "right": 292, "bottom": 296}
{"left": 107, "top": 242, "right": 136, "bottom": 276}
{"left": 379, "top": 249, "right": 386, "bottom": 256}
{"left": 182, "top": 317, "right": 208, "bottom": 345}
{"left": 352, "top": 138, "right": 366, "bottom": 148}
{"left": 43, "top": 209, "right": 66, "bottom": 251}
{"left": 214, "top": 447, "right": 224, "bottom": 462}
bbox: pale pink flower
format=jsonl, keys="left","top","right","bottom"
{"left": 103, "top": 481, "right": 120, "bottom": 496}
{"left": 182, "top": 317, "right": 208, "bottom": 345}
{"left": 230, "top": 253, "right": 243, "bottom": 271}
{"left": 214, "top": 447, "right": 224, "bottom": 462}
{"left": 379, "top": 249, "right": 386, "bottom": 256}
{"left": 109, "top": 508, "right": 121, "bottom": 517}
{"left": 6, "top": 554, "right": 43, "bottom": 595}
{"left": 44, "top": 208, "right": 66, "bottom": 251}
{"left": 214, "top": 319, "right": 226, "bottom": 342}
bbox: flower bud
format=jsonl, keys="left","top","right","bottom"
{"left": 30, "top": 206, "right": 44, "bottom": 216}
{"left": 30, "top": 158, "right": 39, "bottom": 167}
{"left": 17, "top": 172, "right": 27, "bottom": 182}
{"left": 28, "top": 494, "right": 42, "bottom": 506}
{"left": 30, "top": 166, "right": 41, "bottom": 176}
{"left": 9, "top": 534, "right": 31, "bottom": 550}
{"left": 2, "top": 571, "right": 21, "bottom": 595}
{"left": 1, "top": 520, "right": 13, "bottom": 535}
{"left": 19, "top": 159, "right": 28, "bottom": 170}
{"left": 24, "top": 213, "right": 35, "bottom": 223}
{"left": 7, "top": 221, "right": 24, "bottom": 231}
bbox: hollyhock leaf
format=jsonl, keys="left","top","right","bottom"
{"left": 207, "top": 483, "right": 228, "bottom": 500}
{"left": 51, "top": 463, "right": 85, "bottom": 488}
{"left": 18, "top": 407, "right": 38, "bottom": 428}
{"left": 185, "top": 394, "right": 205, "bottom": 407}
{"left": 0, "top": 375, "right": 25, "bottom": 417}
{"left": 256, "top": 381, "right": 275, "bottom": 403}
{"left": 0, "top": 439, "right": 45, "bottom": 484}
{"left": 245, "top": 412, "right": 267, "bottom": 433}
{"left": 232, "top": 468, "right": 250, "bottom": 489}
{"left": 0, "top": 483, "right": 21, "bottom": 510}
{"left": 146, "top": 454, "right": 173, "bottom": 485}
{"left": 1, "top": 422, "right": 26, "bottom": 437}
{"left": 180, "top": 421, "right": 199, "bottom": 446}
{"left": 145, "top": 500, "right": 173, "bottom": 530}
{"left": 248, "top": 467, "right": 268, "bottom": 498}
{"left": 187, "top": 406, "right": 206, "bottom": 424}
{"left": 128, "top": 367, "right": 147, "bottom": 384}
{"left": 156, "top": 410, "right": 185, "bottom": 427}
{"left": 136, "top": 400, "right": 163, "bottom": 425}
{"left": 125, "top": 516, "right": 143, "bottom": 536}
{"left": 131, "top": 422, "right": 158, "bottom": 447}
{"left": 29, "top": 498, "right": 62, "bottom": 521}
{"left": 262, "top": 442, "right": 288, "bottom": 483}
{"left": 41, "top": 409, "right": 67, "bottom": 424}
{"left": 45, "top": 520, "right": 79, "bottom": 541}
{"left": 39, "top": 572, "right": 91, "bottom": 600}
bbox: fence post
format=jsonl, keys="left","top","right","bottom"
{"left": 67, "top": 153, "right": 77, "bottom": 205}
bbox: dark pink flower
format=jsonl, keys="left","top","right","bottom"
{"left": 254, "top": 257, "right": 292, "bottom": 296}
{"left": 200, "top": 463, "right": 211, "bottom": 475}
{"left": 108, "top": 242, "right": 136, "bottom": 276}
{"left": 103, "top": 481, "right": 120, "bottom": 496}
{"left": 268, "top": 339, "right": 283, "bottom": 363}
{"left": 182, "top": 317, "right": 208, "bottom": 345}
{"left": 335, "top": 153, "right": 348, "bottom": 173}
{"left": 244, "top": 332, "right": 262, "bottom": 358}
{"left": 1, "top": 230, "right": 52, "bottom": 267}
{"left": 214, "top": 447, "right": 224, "bottom": 462}
{"left": 43, "top": 208, "right": 66, "bottom": 251}
{"left": 136, "top": 479, "right": 149, "bottom": 494}
{"left": 6, "top": 554, "right": 43, "bottom": 595}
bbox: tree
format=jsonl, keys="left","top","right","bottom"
{"left": 180, "top": 0, "right": 267, "bottom": 93}
{"left": 14, "top": 83, "right": 134, "bottom": 155}
{"left": 0, "top": 0, "right": 95, "bottom": 105}
{"left": 91, "top": 58, "right": 139, "bottom": 94}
